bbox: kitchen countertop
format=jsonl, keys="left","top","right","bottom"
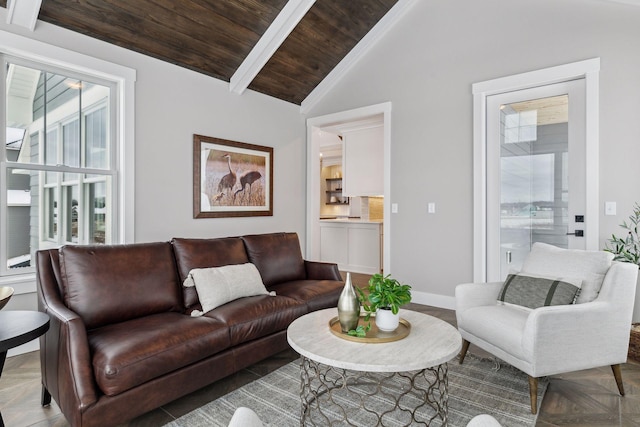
{"left": 319, "top": 217, "right": 383, "bottom": 224}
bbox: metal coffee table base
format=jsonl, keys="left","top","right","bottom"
{"left": 298, "top": 356, "right": 449, "bottom": 426}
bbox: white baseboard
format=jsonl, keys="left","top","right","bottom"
{"left": 410, "top": 291, "right": 455, "bottom": 310}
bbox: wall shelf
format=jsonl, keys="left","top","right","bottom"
{"left": 325, "top": 178, "right": 349, "bottom": 205}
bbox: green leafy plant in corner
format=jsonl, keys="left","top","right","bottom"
{"left": 347, "top": 273, "right": 412, "bottom": 336}
{"left": 605, "top": 202, "right": 640, "bottom": 265}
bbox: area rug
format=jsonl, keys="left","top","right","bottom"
{"left": 165, "top": 354, "right": 547, "bottom": 427}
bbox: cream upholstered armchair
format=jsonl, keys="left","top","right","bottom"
{"left": 456, "top": 243, "right": 638, "bottom": 414}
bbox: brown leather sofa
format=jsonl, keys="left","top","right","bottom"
{"left": 36, "top": 232, "right": 343, "bottom": 427}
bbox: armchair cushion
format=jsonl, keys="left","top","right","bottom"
{"left": 520, "top": 242, "right": 613, "bottom": 303}
{"left": 498, "top": 273, "right": 581, "bottom": 310}
{"left": 458, "top": 305, "right": 530, "bottom": 360}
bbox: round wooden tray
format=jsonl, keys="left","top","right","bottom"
{"left": 328, "top": 315, "right": 411, "bottom": 343}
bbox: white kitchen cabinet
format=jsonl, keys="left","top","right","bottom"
{"left": 319, "top": 220, "right": 382, "bottom": 274}
{"left": 319, "top": 223, "right": 348, "bottom": 267}
{"left": 342, "top": 126, "right": 384, "bottom": 197}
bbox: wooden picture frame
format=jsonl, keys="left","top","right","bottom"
{"left": 193, "top": 134, "right": 273, "bottom": 218}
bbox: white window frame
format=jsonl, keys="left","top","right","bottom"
{"left": 0, "top": 29, "right": 136, "bottom": 292}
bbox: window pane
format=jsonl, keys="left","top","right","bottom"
{"left": 45, "top": 186, "right": 58, "bottom": 241}
{"left": 87, "top": 180, "right": 109, "bottom": 244}
{"left": 3, "top": 59, "right": 116, "bottom": 276}
{"left": 4, "top": 168, "right": 113, "bottom": 271}
{"left": 63, "top": 120, "right": 79, "bottom": 181}
{"left": 45, "top": 129, "right": 58, "bottom": 184}
{"left": 63, "top": 120, "right": 80, "bottom": 167}
{"left": 6, "top": 63, "right": 111, "bottom": 169}
{"left": 5, "top": 167, "right": 39, "bottom": 270}
{"left": 5, "top": 64, "right": 43, "bottom": 164}
{"left": 64, "top": 183, "right": 79, "bottom": 243}
{"left": 85, "top": 107, "right": 108, "bottom": 169}
{"left": 45, "top": 129, "right": 57, "bottom": 165}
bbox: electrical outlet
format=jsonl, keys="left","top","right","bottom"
{"left": 428, "top": 202, "right": 436, "bottom": 214}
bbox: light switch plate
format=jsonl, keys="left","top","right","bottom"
{"left": 428, "top": 202, "right": 436, "bottom": 214}
{"left": 605, "top": 201, "right": 616, "bottom": 216}
{"left": 391, "top": 203, "right": 398, "bottom": 214}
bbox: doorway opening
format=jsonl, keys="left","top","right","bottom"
{"left": 306, "top": 103, "right": 391, "bottom": 274}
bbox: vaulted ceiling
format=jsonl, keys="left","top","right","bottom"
{"left": 1, "top": 0, "right": 405, "bottom": 107}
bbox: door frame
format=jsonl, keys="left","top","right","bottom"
{"left": 306, "top": 102, "right": 392, "bottom": 273}
{"left": 472, "top": 58, "right": 600, "bottom": 282}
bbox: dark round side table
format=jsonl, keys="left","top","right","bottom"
{"left": 0, "top": 311, "right": 50, "bottom": 427}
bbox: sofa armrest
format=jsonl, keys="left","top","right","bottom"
{"left": 304, "top": 260, "right": 342, "bottom": 281}
{"left": 36, "top": 250, "right": 98, "bottom": 422}
{"left": 43, "top": 301, "right": 97, "bottom": 407}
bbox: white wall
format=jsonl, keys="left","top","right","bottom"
{"left": 0, "top": 9, "right": 306, "bottom": 244}
{"left": 305, "top": 0, "right": 640, "bottom": 303}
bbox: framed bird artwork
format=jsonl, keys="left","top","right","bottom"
{"left": 193, "top": 134, "right": 273, "bottom": 218}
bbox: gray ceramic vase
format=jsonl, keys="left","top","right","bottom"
{"left": 337, "top": 272, "right": 360, "bottom": 333}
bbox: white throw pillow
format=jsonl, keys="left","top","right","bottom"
{"left": 183, "top": 263, "right": 270, "bottom": 314}
{"left": 520, "top": 242, "right": 613, "bottom": 303}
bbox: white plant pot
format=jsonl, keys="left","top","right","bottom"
{"left": 633, "top": 275, "right": 640, "bottom": 323}
{"left": 375, "top": 308, "right": 400, "bottom": 332}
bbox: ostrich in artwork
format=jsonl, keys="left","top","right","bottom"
{"left": 217, "top": 154, "right": 237, "bottom": 197}
{"left": 234, "top": 170, "right": 262, "bottom": 200}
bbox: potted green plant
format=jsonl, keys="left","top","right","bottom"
{"left": 605, "top": 202, "right": 640, "bottom": 264}
{"left": 356, "top": 273, "right": 412, "bottom": 333}
{"left": 605, "top": 202, "right": 640, "bottom": 362}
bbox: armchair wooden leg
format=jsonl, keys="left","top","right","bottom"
{"left": 41, "top": 386, "right": 51, "bottom": 406}
{"left": 611, "top": 364, "right": 625, "bottom": 396}
{"left": 528, "top": 376, "right": 538, "bottom": 414}
{"left": 459, "top": 339, "right": 470, "bottom": 364}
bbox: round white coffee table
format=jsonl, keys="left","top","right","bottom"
{"left": 287, "top": 308, "right": 462, "bottom": 426}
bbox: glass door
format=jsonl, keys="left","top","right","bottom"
{"left": 486, "top": 80, "right": 587, "bottom": 280}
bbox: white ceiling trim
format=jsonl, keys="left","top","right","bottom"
{"left": 230, "top": 0, "right": 315, "bottom": 95}
{"left": 6, "top": 0, "right": 42, "bottom": 31}
{"left": 300, "top": 0, "right": 417, "bottom": 115}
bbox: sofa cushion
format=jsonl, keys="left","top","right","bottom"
{"left": 268, "top": 280, "right": 343, "bottom": 312}
{"left": 184, "top": 263, "right": 270, "bottom": 314}
{"left": 88, "top": 312, "right": 230, "bottom": 396}
{"left": 520, "top": 242, "right": 613, "bottom": 303}
{"left": 172, "top": 237, "right": 250, "bottom": 309}
{"left": 59, "top": 243, "right": 182, "bottom": 329}
{"left": 498, "top": 273, "right": 581, "bottom": 310}
{"left": 241, "top": 233, "right": 306, "bottom": 287}
{"left": 205, "top": 295, "right": 307, "bottom": 346}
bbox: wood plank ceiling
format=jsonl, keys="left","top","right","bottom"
{"left": 0, "top": 0, "right": 399, "bottom": 105}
